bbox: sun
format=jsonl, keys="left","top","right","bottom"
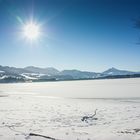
{"left": 23, "top": 22, "right": 40, "bottom": 40}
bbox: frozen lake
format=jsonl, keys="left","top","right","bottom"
{"left": 0, "top": 78, "right": 140, "bottom": 140}
{"left": 0, "top": 78, "right": 140, "bottom": 98}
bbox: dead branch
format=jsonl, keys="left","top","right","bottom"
{"left": 29, "top": 133, "right": 59, "bottom": 140}
{"left": 5, "top": 124, "right": 60, "bottom": 140}
{"left": 81, "top": 109, "right": 98, "bottom": 122}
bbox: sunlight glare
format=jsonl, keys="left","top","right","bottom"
{"left": 23, "top": 23, "right": 40, "bottom": 40}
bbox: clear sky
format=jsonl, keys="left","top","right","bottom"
{"left": 0, "top": 0, "right": 140, "bottom": 72}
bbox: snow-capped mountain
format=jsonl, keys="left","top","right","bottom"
{"left": 0, "top": 65, "right": 31, "bottom": 74}
{"left": 59, "top": 70, "right": 99, "bottom": 79}
{"left": 24, "top": 66, "right": 59, "bottom": 75}
{"left": 102, "top": 67, "right": 136, "bottom": 76}
{"left": 0, "top": 65, "right": 139, "bottom": 83}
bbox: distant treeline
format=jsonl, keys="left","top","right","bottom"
{"left": 0, "top": 74, "right": 140, "bottom": 83}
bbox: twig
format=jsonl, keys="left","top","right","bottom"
{"left": 81, "top": 109, "right": 98, "bottom": 122}
{"left": 5, "top": 124, "right": 60, "bottom": 140}
{"left": 29, "top": 133, "right": 59, "bottom": 140}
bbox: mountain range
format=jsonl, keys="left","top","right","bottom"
{"left": 0, "top": 65, "right": 140, "bottom": 83}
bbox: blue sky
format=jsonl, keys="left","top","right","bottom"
{"left": 0, "top": 0, "right": 140, "bottom": 72}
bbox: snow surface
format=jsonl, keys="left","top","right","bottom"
{"left": 0, "top": 78, "right": 140, "bottom": 140}
{"left": 21, "top": 73, "right": 38, "bottom": 80}
{"left": 0, "top": 75, "right": 8, "bottom": 80}
{"left": 0, "top": 78, "right": 139, "bottom": 98}
{"left": 0, "top": 70, "right": 5, "bottom": 73}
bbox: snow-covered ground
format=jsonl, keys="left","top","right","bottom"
{"left": 0, "top": 78, "right": 140, "bottom": 140}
